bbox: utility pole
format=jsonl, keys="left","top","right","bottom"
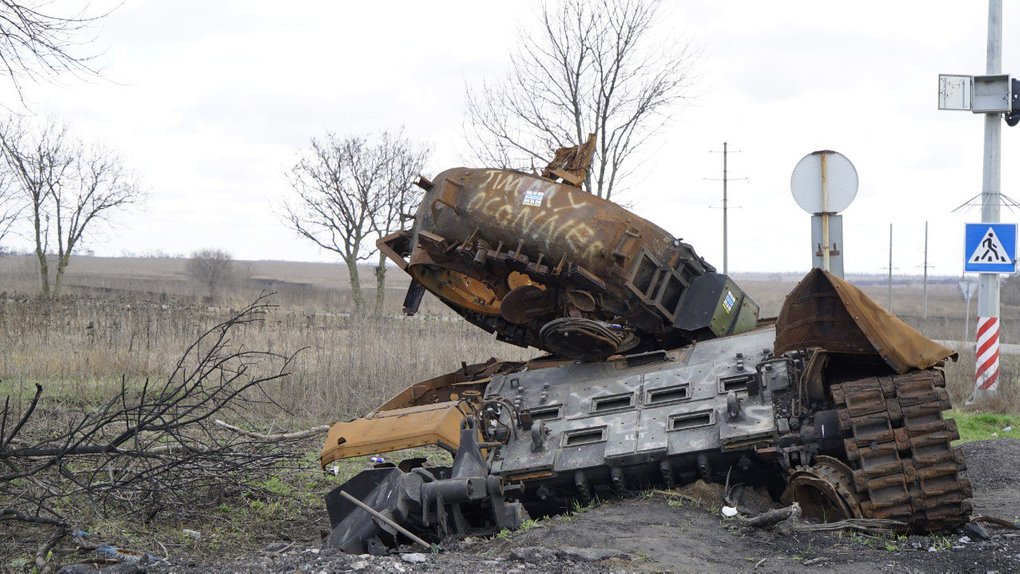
{"left": 939, "top": 1, "right": 1017, "bottom": 399}
{"left": 917, "top": 222, "right": 936, "bottom": 321}
{"left": 974, "top": 0, "right": 1004, "bottom": 399}
{"left": 708, "top": 143, "right": 746, "bottom": 276}
{"left": 723, "top": 142, "right": 728, "bottom": 275}
{"left": 979, "top": 0, "right": 1002, "bottom": 325}
{"left": 887, "top": 223, "right": 893, "bottom": 310}
{"left": 923, "top": 221, "right": 930, "bottom": 320}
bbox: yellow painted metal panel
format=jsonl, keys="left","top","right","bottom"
{"left": 320, "top": 402, "right": 467, "bottom": 467}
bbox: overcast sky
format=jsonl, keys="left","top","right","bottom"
{"left": 5, "top": 0, "right": 1019, "bottom": 276}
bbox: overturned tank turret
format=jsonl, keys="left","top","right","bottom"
{"left": 379, "top": 138, "right": 758, "bottom": 361}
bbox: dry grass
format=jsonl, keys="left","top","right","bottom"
{"left": 0, "top": 299, "right": 531, "bottom": 422}
{"left": 1, "top": 258, "right": 1018, "bottom": 424}
{"left": 0, "top": 255, "right": 532, "bottom": 426}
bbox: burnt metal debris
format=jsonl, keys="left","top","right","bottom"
{"left": 321, "top": 139, "right": 970, "bottom": 554}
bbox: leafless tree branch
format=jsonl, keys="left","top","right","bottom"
{"left": 0, "top": 116, "right": 143, "bottom": 296}
{"left": 464, "top": 0, "right": 695, "bottom": 201}
{"left": 214, "top": 419, "right": 329, "bottom": 442}
{"left": 284, "top": 131, "right": 429, "bottom": 315}
{"left": 0, "top": 0, "right": 109, "bottom": 105}
{"left": 0, "top": 296, "right": 311, "bottom": 570}
{"left": 367, "top": 129, "right": 428, "bottom": 315}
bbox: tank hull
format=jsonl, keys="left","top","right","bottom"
{"left": 321, "top": 270, "right": 972, "bottom": 552}
{"left": 325, "top": 136, "right": 969, "bottom": 550}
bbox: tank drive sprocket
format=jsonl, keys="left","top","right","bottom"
{"left": 782, "top": 455, "right": 862, "bottom": 523}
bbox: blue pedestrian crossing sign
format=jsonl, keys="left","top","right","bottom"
{"left": 964, "top": 223, "right": 1018, "bottom": 273}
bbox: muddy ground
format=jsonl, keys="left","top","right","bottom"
{"left": 100, "top": 439, "right": 1020, "bottom": 574}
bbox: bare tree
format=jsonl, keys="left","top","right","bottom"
{"left": 464, "top": 0, "right": 695, "bottom": 200}
{"left": 0, "top": 117, "right": 142, "bottom": 297}
{"left": 185, "top": 248, "right": 236, "bottom": 301}
{"left": 284, "top": 131, "right": 427, "bottom": 315}
{"left": 0, "top": 165, "right": 20, "bottom": 247}
{"left": 369, "top": 132, "right": 428, "bottom": 315}
{"left": 0, "top": 0, "right": 106, "bottom": 103}
{"left": 0, "top": 297, "right": 300, "bottom": 572}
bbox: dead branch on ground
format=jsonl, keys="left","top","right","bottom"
{"left": 214, "top": 419, "right": 329, "bottom": 442}
{"left": 735, "top": 502, "right": 905, "bottom": 535}
{"left": 0, "top": 295, "right": 308, "bottom": 570}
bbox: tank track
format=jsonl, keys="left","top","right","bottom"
{"left": 831, "top": 370, "right": 973, "bottom": 532}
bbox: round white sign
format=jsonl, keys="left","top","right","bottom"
{"left": 790, "top": 150, "right": 858, "bottom": 214}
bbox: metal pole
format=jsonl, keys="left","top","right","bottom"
{"left": 821, "top": 154, "right": 831, "bottom": 272}
{"left": 723, "top": 142, "right": 728, "bottom": 275}
{"left": 965, "top": 290, "right": 972, "bottom": 340}
{"left": 923, "top": 221, "right": 929, "bottom": 320}
{"left": 338, "top": 490, "right": 432, "bottom": 550}
{"left": 978, "top": 0, "right": 1002, "bottom": 321}
{"left": 888, "top": 223, "right": 893, "bottom": 310}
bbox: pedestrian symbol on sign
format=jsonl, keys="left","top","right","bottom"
{"left": 968, "top": 227, "right": 1013, "bottom": 265}
{"left": 964, "top": 223, "right": 1017, "bottom": 273}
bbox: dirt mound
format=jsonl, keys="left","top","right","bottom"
{"left": 153, "top": 439, "right": 1020, "bottom": 573}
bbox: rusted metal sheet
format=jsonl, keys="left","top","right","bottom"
{"left": 773, "top": 269, "right": 956, "bottom": 373}
{"left": 541, "top": 133, "right": 597, "bottom": 186}
{"left": 372, "top": 358, "right": 522, "bottom": 412}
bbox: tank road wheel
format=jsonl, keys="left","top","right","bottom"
{"left": 829, "top": 371, "right": 973, "bottom": 532}
{"left": 782, "top": 456, "right": 862, "bottom": 523}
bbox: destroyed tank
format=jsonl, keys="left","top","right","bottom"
{"left": 320, "top": 138, "right": 972, "bottom": 554}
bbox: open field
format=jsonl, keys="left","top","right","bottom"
{"left": 0, "top": 255, "right": 534, "bottom": 424}
{"left": 4, "top": 254, "right": 1019, "bottom": 415}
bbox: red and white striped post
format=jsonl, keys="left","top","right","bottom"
{"left": 975, "top": 316, "right": 1001, "bottom": 394}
